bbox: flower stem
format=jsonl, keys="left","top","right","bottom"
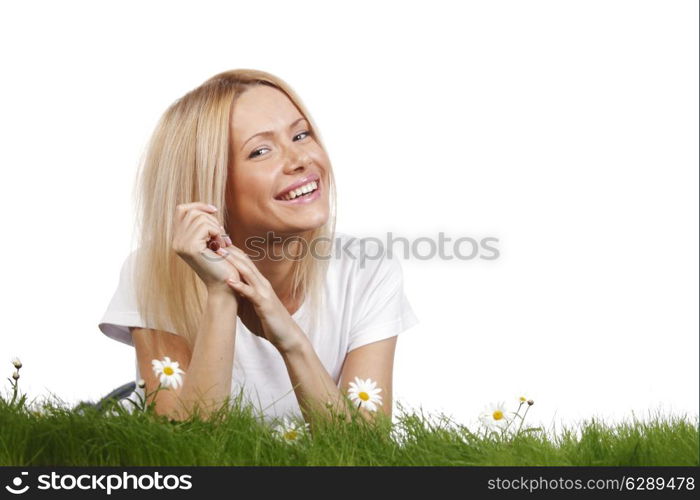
{"left": 503, "top": 404, "right": 522, "bottom": 433}
{"left": 516, "top": 406, "right": 531, "bottom": 436}
{"left": 10, "top": 380, "right": 18, "bottom": 407}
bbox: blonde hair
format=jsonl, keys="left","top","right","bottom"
{"left": 130, "top": 69, "right": 337, "bottom": 349}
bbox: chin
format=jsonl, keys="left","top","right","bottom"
{"left": 272, "top": 212, "right": 329, "bottom": 236}
{"left": 287, "top": 217, "right": 328, "bottom": 234}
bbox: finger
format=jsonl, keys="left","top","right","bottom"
{"left": 217, "top": 233, "right": 233, "bottom": 248}
{"left": 216, "top": 249, "right": 266, "bottom": 290}
{"left": 188, "top": 214, "right": 226, "bottom": 250}
{"left": 176, "top": 202, "right": 218, "bottom": 223}
{"left": 182, "top": 211, "right": 226, "bottom": 249}
{"left": 199, "top": 246, "right": 223, "bottom": 264}
{"left": 225, "top": 245, "right": 260, "bottom": 269}
{"left": 214, "top": 246, "right": 239, "bottom": 266}
{"left": 225, "top": 246, "right": 269, "bottom": 285}
{"left": 225, "top": 277, "right": 254, "bottom": 299}
{"left": 200, "top": 241, "right": 236, "bottom": 266}
{"left": 194, "top": 220, "right": 227, "bottom": 253}
{"left": 199, "top": 214, "right": 228, "bottom": 248}
{"left": 193, "top": 218, "right": 222, "bottom": 239}
{"left": 215, "top": 248, "right": 260, "bottom": 286}
{"left": 213, "top": 229, "right": 229, "bottom": 249}
{"left": 184, "top": 210, "right": 221, "bottom": 232}
{"left": 225, "top": 268, "right": 241, "bottom": 282}
{"left": 207, "top": 233, "right": 227, "bottom": 252}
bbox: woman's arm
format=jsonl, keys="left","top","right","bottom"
{"left": 216, "top": 244, "right": 399, "bottom": 429}
{"left": 177, "top": 290, "right": 238, "bottom": 419}
{"left": 279, "top": 330, "right": 397, "bottom": 428}
{"left": 133, "top": 289, "right": 238, "bottom": 421}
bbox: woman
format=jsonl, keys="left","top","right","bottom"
{"left": 98, "top": 69, "right": 419, "bottom": 428}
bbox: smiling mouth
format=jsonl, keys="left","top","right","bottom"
{"left": 274, "top": 180, "right": 320, "bottom": 201}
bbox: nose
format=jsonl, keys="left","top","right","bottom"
{"left": 282, "top": 143, "right": 311, "bottom": 174}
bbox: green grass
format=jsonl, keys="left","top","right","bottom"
{"left": 0, "top": 390, "right": 697, "bottom": 466}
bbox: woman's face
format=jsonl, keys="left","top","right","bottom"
{"left": 226, "top": 85, "right": 330, "bottom": 241}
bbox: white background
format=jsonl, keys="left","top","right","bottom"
{"left": 0, "top": 0, "right": 697, "bottom": 432}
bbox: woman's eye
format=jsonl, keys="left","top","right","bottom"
{"left": 248, "top": 131, "right": 311, "bottom": 159}
{"left": 249, "top": 147, "right": 269, "bottom": 159}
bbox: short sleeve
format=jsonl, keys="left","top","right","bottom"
{"left": 98, "top": 250, "right": 145, "bottom": 347}
{"left": 347, "top": 252, "right": 419, "bottom": 352}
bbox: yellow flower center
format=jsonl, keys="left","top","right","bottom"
{"left": 358, "top": 391, "right": 370, "bottom": 401}
{"left": 163, "top": 366, "right": 174, "bottom": 376}
{"left": 284, "top": 430, "right": 298, "bottom": 441}
{"left": 492, "top": 410, "right": 504, "bottom": 420}
{"left": 519, "top": 396, "right": 526, "bottom": 402}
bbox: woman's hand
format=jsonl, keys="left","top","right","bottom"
{"left": 171, "top": 202, "right": 240, "bottom": 296}
{"left": 214, "top": 244, "right": 303, "bottom": 352}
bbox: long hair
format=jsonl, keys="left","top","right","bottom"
{"left": 130, "top": 69, "right": 337, "bottom": 349}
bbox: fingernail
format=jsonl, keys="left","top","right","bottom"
{"left": 216, "top": 248, "right": 228, "bottom": 256}
{"left": 224, "top": 236, "right": 233, "bottom": 246}
{"left": 208, "top": 204, "right": 218, "bottom": 212}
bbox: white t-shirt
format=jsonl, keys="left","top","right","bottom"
{"left": 98, "top": 231, "right": 419, "bottom": 422}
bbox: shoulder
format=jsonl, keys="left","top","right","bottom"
{"left": 117, "top": 248, "right": 139, "bottom": 279}
{"left": 98, "top": 248, "right": 144, "bottom": 347}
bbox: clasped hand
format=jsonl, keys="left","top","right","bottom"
{"left": 213, "top": 244, "right": 303, "bottom": 353}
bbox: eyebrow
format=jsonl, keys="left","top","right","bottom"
{"left": 241, "top": 117, "right": 308, "bottom": 152}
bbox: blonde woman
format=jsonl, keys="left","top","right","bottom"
{"left": 98, "top": 69, "right": 419, "bottom": 427}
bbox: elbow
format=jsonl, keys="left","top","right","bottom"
{"left": 149, "top": 392, "right": 226, "bottom": 422}
{"left": 146, "top": 388, "right": 190, "bottom": 421}
{"left": 152, "top": 403, "right": 187, "bottom": 422}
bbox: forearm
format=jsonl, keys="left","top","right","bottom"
{"left": 174, "top": 291, "right": 237, "bottom": 420}
{"left": 280, "top": 335, "right": 371, "bottom": 428}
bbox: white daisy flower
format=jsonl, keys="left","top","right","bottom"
{"left": 151, "top": 356, "right": 185, "bottom": 389}
{"left": 479, "top": 401, "right": 511, "bottom": 431}
{"left": 347, "top": 376, "right": 383, "bottom": 412}
{"left": 273, "top": 416, "right": 309, "bottom": 444}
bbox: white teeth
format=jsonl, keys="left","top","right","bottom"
{"left": 281, "top": 180, "right": 318, "bottom": 200}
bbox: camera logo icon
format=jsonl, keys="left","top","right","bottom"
{"left": 5, "top": 472, "right": 29, "bottom": 495}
